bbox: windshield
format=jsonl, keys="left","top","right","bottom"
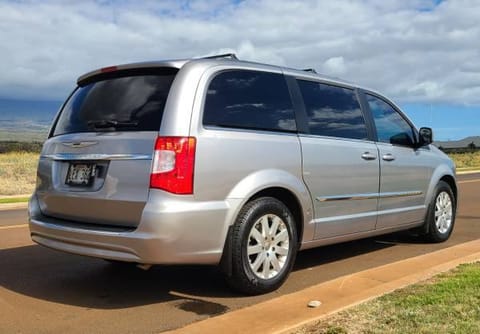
{"left": 53, "top": 68, "right": 178, "bottom": 136}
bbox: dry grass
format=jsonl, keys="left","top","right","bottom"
{"left": 449, "top": 151, "right": 480, "bottom": 169}
{"left": 0, "top": 150, "right": 478, "bottom": 197}
{"left": 0, "top": 152, "right": 39, "bottom": 196}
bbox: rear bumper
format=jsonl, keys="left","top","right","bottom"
{"left": 29, "top": 191, "right": 234, "bottom": 265}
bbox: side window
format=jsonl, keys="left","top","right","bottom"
{"left": 366, "top": 94, "right": 415, "bottom": 146}
{"left": 297, "top": 80, "right": 368, "bottom": 140}
{"left": 203, "top": 70, "right": 296, "bottom": 132}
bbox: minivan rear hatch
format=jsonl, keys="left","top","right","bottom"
{"left": 36, "top": 67, "right": 178, "bottom": 228}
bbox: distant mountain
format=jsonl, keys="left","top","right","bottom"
{"left": 0, "top": 98, "right": 62, "bottom": 141}
{"left": 434, "top": 136, "right": 480, "bottom": 149}
{"left": 0, "top": 98, "right": 62, "bottom": 120}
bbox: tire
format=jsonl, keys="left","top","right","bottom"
{"left": 225, "top": 197, "right": 298, "bottom": 295}
{"left": 423, "top": 181, "right": 456, "bottom": 243}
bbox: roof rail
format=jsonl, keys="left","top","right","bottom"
{"left": 302, "top": 68, "right": 317, "bottom": 74}
{"left": 201, "top": 53, "right": 238, "bottom": 60}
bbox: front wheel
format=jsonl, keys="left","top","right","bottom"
{"left": 225, "top": 197, "right": 298, "bottom": 295}
{"left": 424, "top": 181, "right": 456, "bottom": 242}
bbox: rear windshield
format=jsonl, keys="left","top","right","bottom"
{"left": 52, "top": 68, "right": 178, "bottom": 136}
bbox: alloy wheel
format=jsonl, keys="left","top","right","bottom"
{"left": 247, "top": 214, "right": 290, "bottom": 280}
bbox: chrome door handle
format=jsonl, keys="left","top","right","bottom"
{"left": 382, "top": 153, "right": 395, "bottom": 161}
{"left": 361, "top": 152, "right": 377, "bottom": 160}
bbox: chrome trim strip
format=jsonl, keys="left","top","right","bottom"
{"left": 41, "top": 153, "right": 152, "bottom": 161}
{"left": 316, "top": 193, "right": 377, "bottom": 202}
{"left": 316, "top": 190, "right": 423, "bottom": 202}
{"left": 378, "top": 191, "right": 423, "bottom": 199}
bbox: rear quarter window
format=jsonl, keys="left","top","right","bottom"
{"left": 53, "top": 68, "right": 177, "bottom": 136}
{"left": 203, "top": 70, "right": 296, "bottom": 132}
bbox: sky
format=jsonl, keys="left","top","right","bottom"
{"left": 0, "top": 0, "right": 479, "bottom": 140}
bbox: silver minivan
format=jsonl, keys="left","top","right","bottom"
{"left": 29, "top": 54, "right": 457, "bottom": 294}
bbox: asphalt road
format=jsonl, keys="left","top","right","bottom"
{"left": 0, "top": 208, "right": 27, "bottom": 227}
{"left": 1, "top": 173, "right": 479, "bottom": 333}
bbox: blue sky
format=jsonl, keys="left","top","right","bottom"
{"left": 0, "top": 0, "right": 479, "bottom": 140}
{"left": 401, "top": 103, "right": 479, "bottom": 141}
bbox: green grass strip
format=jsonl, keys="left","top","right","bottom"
{"left": 0, "top": 196, "right": 30, "bottom": 204}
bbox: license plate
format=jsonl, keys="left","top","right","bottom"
{"left": 66, "top": 163, "right": 96, "bottom": 186}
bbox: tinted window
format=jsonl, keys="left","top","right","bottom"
{"left": 53, "top": 69, "right": 177, "bottom": 136}
{"left": 366, "top": 94, "right": 415, "bottom": 146}
{"left": 203, "top": 70, "right": 296, "bottom": 132}
{"left": 297, "top": 80, "right": 367, "bottom": 140}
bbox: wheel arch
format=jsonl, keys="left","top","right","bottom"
{"left": 439, "top": 174, "right": 458, "bottom": 204}
{"left": 421, "top": 165, "right": 458, "bottom": 235}
{"left": 224, "top": 169, "right": 313, "bottom": 243}
{"left": 220, "top": 170, "right": 313, "bottom": 276}
{"left": 248, "top": 187, "right": 304, "bottom": 244}
{"left": 425, "top": 165, "right": 457, "bottom": 207}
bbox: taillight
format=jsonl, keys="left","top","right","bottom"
{"left": 150, "top": 136, "right": 196, "bottom": 194}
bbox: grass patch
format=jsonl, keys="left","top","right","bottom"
{"left": 0, "top": 145, "right": 478, "bottom": 197}
{"left": 0, "top": 131, "right": 47, "bottom": 143}
{"left": 0, "top": 196, "right": 30, "bottom": 204}
{"left": 449, "top": 151, "right": 480, "bottom": 169}
{"left": 0, "top": 151, "right": 39, "bottom": 196}
{"left": 0, "top": 141, "right": 43, "bottom": 154}
{"left": 297, "top": 263, "right": 480, "bottom": 334}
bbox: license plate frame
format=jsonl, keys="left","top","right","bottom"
{"left": 65, "top": 162, "right": 97, "bottom": 187}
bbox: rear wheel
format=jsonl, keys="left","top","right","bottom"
{"left": 225, "top": 197, "right": 298, "bottom": 295}
{"left": 424, "top": 181, "right": 456, "bottom": 242}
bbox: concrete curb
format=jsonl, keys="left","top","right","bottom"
{"left": 0, "top": 194, "right": 31, "bottom": 199}
{"left": 0, "top": 202, "right": 28, "bottom": 211}
{"left": 457, "top": 169, "right": 480, "bottom": 175}
{"left": 165, "top": 239, "right": 480, "bottom": 334}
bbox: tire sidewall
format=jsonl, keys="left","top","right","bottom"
{"left": 235, "top": 198, "right": 297, "bottom": 293}
{"left": 428, "top": 181, "right": 456, "bottom": 242}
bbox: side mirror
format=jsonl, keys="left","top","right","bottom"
{"left": 419, "top": 127, "right": 433, "bottom": 146}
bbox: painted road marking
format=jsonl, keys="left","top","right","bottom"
{"left": 0, "top": 224, "right": 28, "bottom": 230}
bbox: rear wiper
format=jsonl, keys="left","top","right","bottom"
{"left": 87, "top": 120, "right": 138, "bottom": 129}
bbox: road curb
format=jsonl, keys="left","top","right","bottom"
{"left": 457, "top": 169, "right": 480, "bottom": 175}
{"left": 0, "top": 202, "right": 28, "bottom": 211}
{"left": 165, "top": 239, "right": 480, "bottom": 334}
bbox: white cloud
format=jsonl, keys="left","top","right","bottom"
{"left": 0, "top": 0, "right": 479, "bottom": 105}
{"left": 322, "top": 57, "right": 347, "bottom": 76}
{"left": 211, "top": 40, "right": 287, "bottom": 65}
